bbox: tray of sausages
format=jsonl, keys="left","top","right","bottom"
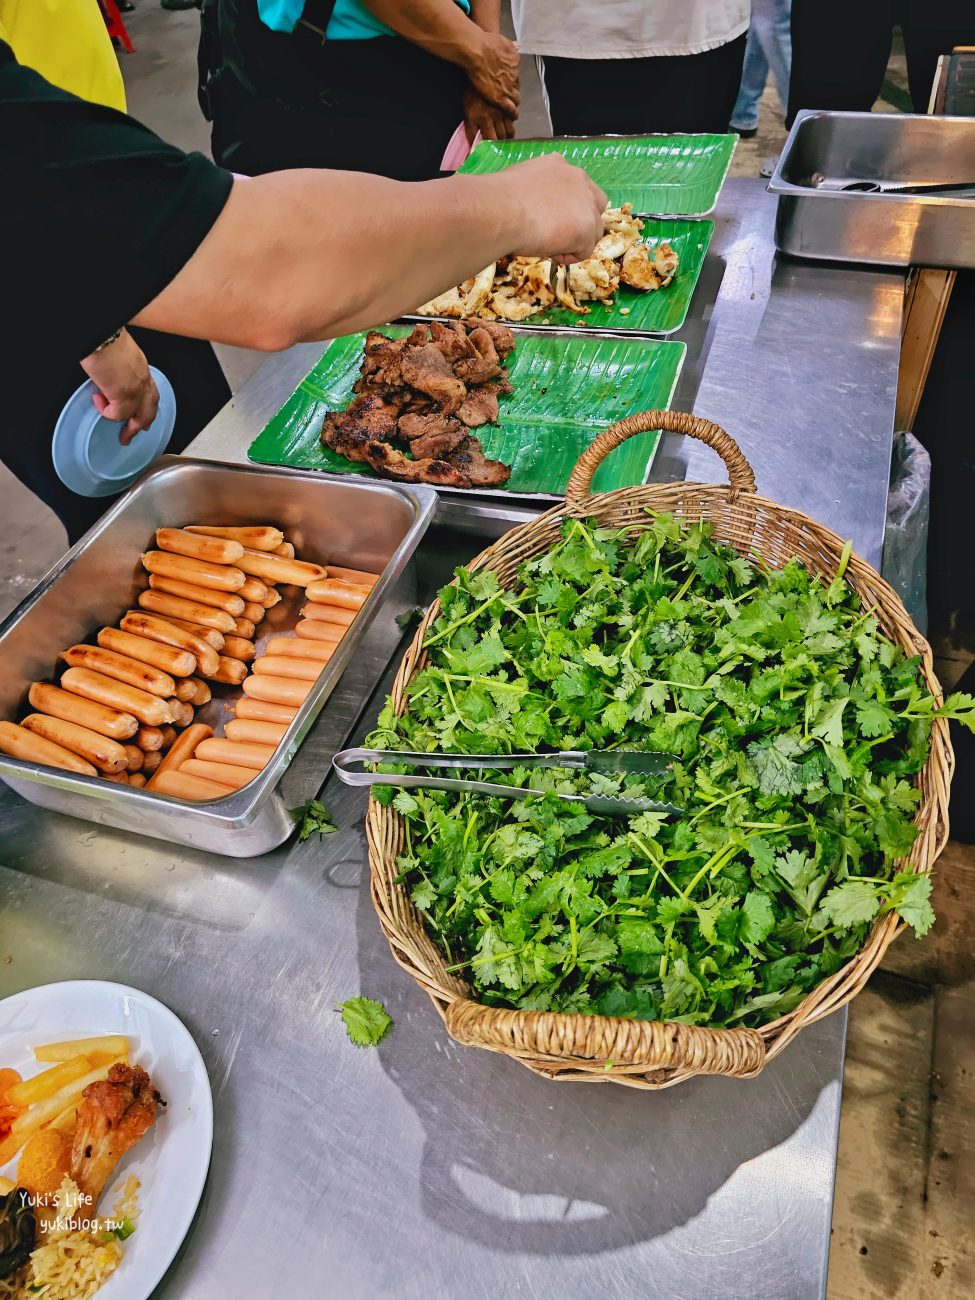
{"left": 0, "top": 457, "right": 435, "bottom": 856}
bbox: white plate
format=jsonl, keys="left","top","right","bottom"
{"left": 0, "top": 980, "right": 212, "bottom": 1299}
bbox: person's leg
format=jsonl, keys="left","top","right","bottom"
{"left": 788, "top": 0, "right": 893, "bottom": 123}
{"left": 902, "top": 0, "right": 975, "bottom": 111}
{"left": 764, "top": 0, "right": 793, "bottom": 112}
{"left": 730, "top": 25, "right": 771, "bottom": 133}
{"left": 541, "top": 36, "right": 746, "bottom": 136}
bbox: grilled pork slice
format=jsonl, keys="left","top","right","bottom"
{"left": 70, "top": 1063, "right": 164, "bottom": 1206}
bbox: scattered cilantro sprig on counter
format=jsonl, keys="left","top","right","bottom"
{"left": 339, "top": 997, "right": 393, "bottom": 1047}
{"left": 290, "top": 798, "right": 337, "bottom": 841}
{"left": 368, "top": 514, "right": 973, "bottom": 1028}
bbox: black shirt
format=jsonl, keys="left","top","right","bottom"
{"left": 0, "top": 39, "right": 233, "bottom": 537}
{"left": 1, "top": 38, "right": 232, "bottom": 366}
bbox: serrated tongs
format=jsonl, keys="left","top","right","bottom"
{"left": 332, "top": 748, "right": 682, "bottom": 816}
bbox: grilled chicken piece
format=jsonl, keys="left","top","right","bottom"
{"left": 449, "top": 436, "right": 510, "bottom": 487}
{"left": 400, "top": 344, "right": 467, "bottom": 411}
{"left": 69, "top": 1064, "right": 164, "bottom": 1207}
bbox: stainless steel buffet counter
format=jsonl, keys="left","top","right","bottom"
{"left": 0, "top": 179, "right": 904, "bottom": 1299}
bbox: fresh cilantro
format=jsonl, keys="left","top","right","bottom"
{"left": 339, "top": 997, "right": 393, "bottom": 1047}
{"left": 370, "top": 515, "right": 952, "bottom": 1028}
{"left": 290, "top": 798, "right": 337, "bottom": 841}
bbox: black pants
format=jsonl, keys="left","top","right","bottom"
{"left": 537, "top": 35, "right": 748, "bottom": 136}
{"left": 3, "top": 332, "right": 230, "bottom": 546}
{"left": 211, "top": 36, "right": 466, "bottom": 180}
{"left": 788, "top": 0, "right": 975, "bottom": 122}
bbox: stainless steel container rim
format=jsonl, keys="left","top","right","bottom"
{"left": 767, "top": 109, "right": 975, "bottom": 207}
{"left": 0, "top": 455, "right": 438, "bottom": 830}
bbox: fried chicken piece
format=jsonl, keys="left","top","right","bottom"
{"left": 69, "top": 1064, "right": 164, "bottom": 1207}
{"left": 400, "top": 344, "right": 467, "bottom": 411}
{"left": 488, "top": 286, "right": 538, "bottom": 322}
{"left": 653, "top": 241, "right": 679, "bottom": 285}
{"left": 553, "top": 265, "right": 589, "bottom": 314}
{"left": 447, "top": 435, "right": 511, "bottom": 487}
{"left": 397, "top": 412, "right": 467, "bottom": 458}
{"left": 568, "top": 257, "right": 618, "bottom": 304}
{"left": 458, "top": 387, "right": 500, "bottom": 428}
{"left": 462, "top": 264, "right": 497, "bottom": 314}
{"left": 416, "top": 286, "right": 466, "bottom": 318}
{"left": 620, "top": 243, "right": 663, "bottom": 291}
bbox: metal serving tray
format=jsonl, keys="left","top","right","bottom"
{"left": 768, "top": 110, "right": 975, "bottom": 269}
{"left": 0, "top": 458, "right": 436, "bottom": 857}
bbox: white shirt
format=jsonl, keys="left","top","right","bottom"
{"left": 510, "top": 0, "right": 750, "bottom": 60}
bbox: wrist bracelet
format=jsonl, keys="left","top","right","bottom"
{"left": 94, "top": 329, "right": 123, "bottom": 353}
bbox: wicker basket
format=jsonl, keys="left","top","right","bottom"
{"left": 367, "top": 412, "right": 953, "bottom": 1089}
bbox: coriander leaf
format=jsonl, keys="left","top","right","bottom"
{"left": 393, "top": 790, "right": 419, "bottom": 815}
{"left": 885, "top": 872, "right": 935, "bottom": 937}
{"left": 812, "top": 697, "right": 849, "bottom": 747}
{"left": 741, "top": 891, "right": 776, "bottom": 944}
{"left": 855, "top": 698, "right": 893, "bottom": 738}
{"left": 411, "top": 879, "right": 437, "bottom": 911}
{"left": 817, "top": 880, "right": 881, "bottom": 929}
{"left": 339, "top": 997, "right": 392, "bottom": 1047}
{"left": 290, "top": 798, "right": 337, "bottom": 841}
{"left": 747, "top": 735, "right": 807, "bottom": 796}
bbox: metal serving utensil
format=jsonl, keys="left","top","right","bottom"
{"left": 332, "top": 747, "right": 682, "bottom": 817}
{"left": 835, "top": 179, "right": 975, "bottom": 195}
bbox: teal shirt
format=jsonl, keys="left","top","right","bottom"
{"left": 258, "top": 0, "right": 471, "bottom": 42}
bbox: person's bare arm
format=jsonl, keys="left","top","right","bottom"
{"left": 361, "top": 0, "right": 519, "bottom": 114}
{"left": 131, "top": 159, "right": 605, "bottom": 351}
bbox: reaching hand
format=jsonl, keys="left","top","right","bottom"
{"left": 463, "top": 86, "right": 516, "bottom": 144}
{"left": 80, "top": 329, "right": 159, "bottom": 446}
{"left": 464, "top": 31, "right": 520, "bottom": 117}
{"left": 502, "top": 155, "right": 608, "bottom": 265}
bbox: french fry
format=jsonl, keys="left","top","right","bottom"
{"left": 49, "top": 1105, "right": 79, "bottom": 1134}
{"left": 34, "top": 1035, "right": 129, "bottom": 1063}
{"left": 0, "top": 1056, "right": 126, "bottom": 1165}
{"left": 5, "top": 1055, "right": 92, "bottom": 1106}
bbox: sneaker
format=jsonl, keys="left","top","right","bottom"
{"left": 729, "top": 125, "right": 758, "bottom": 139}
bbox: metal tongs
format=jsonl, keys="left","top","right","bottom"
{"left": 332, "top": 747, "right": 682, "bottom": 816}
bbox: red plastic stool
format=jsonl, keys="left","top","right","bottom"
{"left": 100, "top": 0, "right": 135, "bottom": 54}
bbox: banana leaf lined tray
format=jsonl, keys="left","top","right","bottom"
{"left": 247, "top": 327, "right": 686, "bottom": 499}
{"left": 457, "top": 134, "right": 738, "bottom": 216}
{"left": 403, "top": 218, "right": 713, "bottom": 338}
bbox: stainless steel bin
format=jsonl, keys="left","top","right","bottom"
{"left": 0, "top": 458, "right": 436, "bottom": 856}
{"left": 768, "top": 110, "right": 975, "bottom": 269}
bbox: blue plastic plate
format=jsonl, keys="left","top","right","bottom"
{"left": 52, "top": 366, "right": 176, "bottom": 498}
